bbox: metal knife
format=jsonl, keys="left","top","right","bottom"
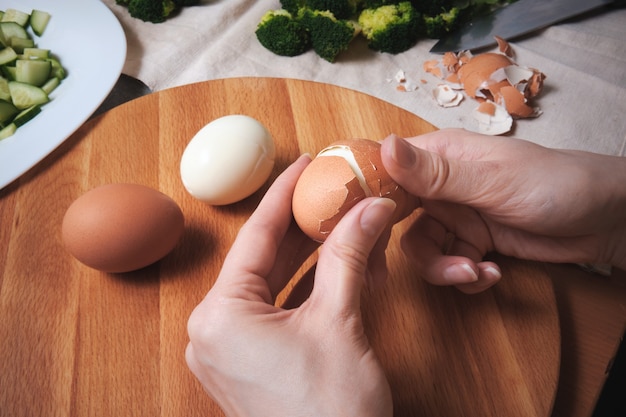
{"left": 430, "top": 0, "right": 615, "bottom": 53}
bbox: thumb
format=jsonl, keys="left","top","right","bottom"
{"left": 380, "top": 134, "right": 487, "bottom": 205}
{"left": 308, "top": 198, "right": 396, "bottom": 316}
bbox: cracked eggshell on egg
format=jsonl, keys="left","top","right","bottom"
{"left": 180, "top": 115, "right": 276, "bottom": 205}
{"left": 292, "top": 139, "right": 413, "bottom": 242}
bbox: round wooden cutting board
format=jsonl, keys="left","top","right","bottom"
{"left": 0, "top": 77, "right": 560, "bottom": 417}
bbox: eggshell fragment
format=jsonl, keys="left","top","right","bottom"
{"left": 180, "top": 115, "right": 276, "bottom": 205}
{"left": 472, "top": 101, "right": 513, "bottom": 135}
{"left": 457, "top": 53, "right": 514, "bottom": 99}
{"left": 433, "top": 84, "right": 463, "bottom": 107}
{"left": 292, "top": 139, "right": 413, "bottom": 242}
{"left": 62, "top": 184, "right": 185, "bottom": 273}
{"left": 423, "top": 43, "right": 546, "bottom": 135}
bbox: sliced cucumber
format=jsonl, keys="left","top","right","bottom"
{"left": 0, "top": 77, "right": 10, "bottom": 100}
{"left": 8, "top": 81, "right": 49, "bottom": 109}
{"left": 0, "top": 46, "right": 17, "bottom": 65}
{"left": 22, "top": 47, "right": 50, "bottom": 59}
{"left": 8, "top": 37, "right": 34, "bottom": 53}
{"left": 0, "top": 8, "right": 62, "bottom": 138}
{"left": 0, "top": 122, "right": 16, "bottom": 140}
{"left": 1, "top": 65, "right": 16, "bottom": 80}
{"left": 0, "top": 22, "right": 29, "bottom": 42}
{"left": 0, "top": 99, "right": 18, "bottom": 123}
{"left": 15, "top": 59, "right": 50, "bottom": 86}
{"left": 1, "top": 9, "right": 30, "bottom": 27}
{"left": 12, "top": 104, "right": 41, "bottom": 127}
{"left": 48, "top": 57, "right": 66, "bottom": 79}
{"left": 41, "top": 77, "right": 60, "bottom": 95}
{"left": 30, "top": 10, "right": 51, "bottom": 36}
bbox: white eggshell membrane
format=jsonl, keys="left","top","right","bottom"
{"left": 180, "top": 115, "right": 276, "bottom": 205}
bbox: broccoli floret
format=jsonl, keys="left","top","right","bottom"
{"left": 280, "top": 0, "right": 305, "bottom": 15}
{"left": 281, "top": 0, "right": 359, "bottom": 19}
{"left": 256, "top": 10, "right": 312, "bottom": 57}
{"left": 422, "top": 7, "right": 460, "bottom": 38}
{"left": 358, "top": 2, "right": 421, "bottom": 54}
{"left": 128, "top": 0, "right": 176, "bottom": 23}
{"left": 306, "top": 0, "right": 360, "bottom": 19}
{"left": 361, "top": 0, "right": 399, "bottom": 9}
{"left": 299, "top": 9, "right": 360, "bottom": 62}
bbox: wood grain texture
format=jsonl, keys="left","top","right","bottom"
{"left": 0, "top": 78, "right": 559, "bottom": 417}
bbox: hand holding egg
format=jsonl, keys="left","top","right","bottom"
{"left": 292, "top": 138, "right": 415, "bottom": 242}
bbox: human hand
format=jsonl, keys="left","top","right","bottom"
{"left": 186, "top": 155, "right": 394, "bottom": 417}
{"left": 380, "top": 129, "right": 626, "bottom": 293}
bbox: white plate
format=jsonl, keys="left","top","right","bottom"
{"left": 0, "top": 0, "right": 126, "bottom": 189}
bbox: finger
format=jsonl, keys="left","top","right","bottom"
{"left": 421, "top": 199, "right": 495, "bottom": 256}
{"left": 281, "top": 224, "right": 392, "bottom": 309}
{"left": 380, "top": 134, "right": 497, "bottom": 206}
{"left": 401, "top": 213, "right": 480, "bottom": 286}
{"left": 401, "top": 128, "right": 491, "bottom": 159}
{"left": 309, "top": 198, "right": 396, "bottom": 316}
{"left": 366, "top": 225, "right": 392, "bottom": 290}
{"left": 216, "top": 154, "right": 311, "bottom": 302}
{"left": 454, "top": 261, "right": 502, "bottom": 294}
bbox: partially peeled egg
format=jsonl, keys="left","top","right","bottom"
{"left": 292, "top": 139, "right": 413, "bottom": 242}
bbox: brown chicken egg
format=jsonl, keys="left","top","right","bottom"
{"left": 292, "top": 139, "right": 413, "bottom": 242}
{"left": 62, "top": 183, "right": 185, "bottom": 273}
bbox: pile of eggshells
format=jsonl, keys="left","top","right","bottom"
{"left": 424, "top": 37, "right": 546, "bottom": 135}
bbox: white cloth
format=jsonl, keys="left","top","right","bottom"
{"left": 102, "top": 0, "right": 626, "bottom": 156}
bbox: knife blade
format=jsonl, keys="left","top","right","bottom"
{"left": 430, "top": 0, "right": 614, "bottom": 53}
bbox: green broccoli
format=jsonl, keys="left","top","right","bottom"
{"left": 256, "top": 9, "right": 311, "bottom": 57}
{"left": 128, "top": 0, "right": 177, "bottom": 23}
{"left": 299, "top": 9, "right": 360, "bottom": 62}
{"left": 422, "top": 7, "right": 460, "bottom": 38}
{"left": 360, "top": 0, "right": 399, "bottom": 9}
{"left": 358, "top": 2, "right": 421, "bottom": 54}
{"left": 280, "top": 0, "right": 359, "bottom": 19}
{"left": 280, "top": 0, "right": 305, "bottom": 15}
{"left": 306, "top": 0, "right": 360, "bottom": 19}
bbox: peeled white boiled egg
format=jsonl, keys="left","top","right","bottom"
{"left": 180, "top": 115, "right": 276, "bottom": 205}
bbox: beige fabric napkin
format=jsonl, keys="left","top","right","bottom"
{"left": 102, "top": 0, "right": 626, "bottom": 156}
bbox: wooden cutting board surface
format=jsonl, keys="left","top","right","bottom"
{"left": 0, "top": 78, "right": 559, "bottom": 417}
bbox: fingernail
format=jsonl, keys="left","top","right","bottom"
{"left": 390, "top": 135, "right": 416, "bottom": 168}
{"left": 443, "top": 263, "right": 478, "bottom": 284}
{"left": 361, "top": 198, "right": 396, "bottom": 237}
{"left": 483, "top": 266, "right": 502, "bottom": 281}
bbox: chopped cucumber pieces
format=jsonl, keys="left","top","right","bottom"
{"left": 30, "top": 10, "right": 51, "bottom": 36}
{"left": 0, "top": 98, "right": 18, "bottom": 123}
{"left": 15, "top": 59, "right": 51, "bottom": 86}
{"left": 0, "top": 7, "right": 64, "bottom": 139}
{"left": 8, "top": 81, "right": 49, "bottom": 109}
{"left": 13, "top": 104, "right": 41, "bottom": 127}
{"left": 0, "top": 122, "right": 16, "bottom": 140}
{"left": 1, "top": 9, "right": 30, "bottom": 27}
